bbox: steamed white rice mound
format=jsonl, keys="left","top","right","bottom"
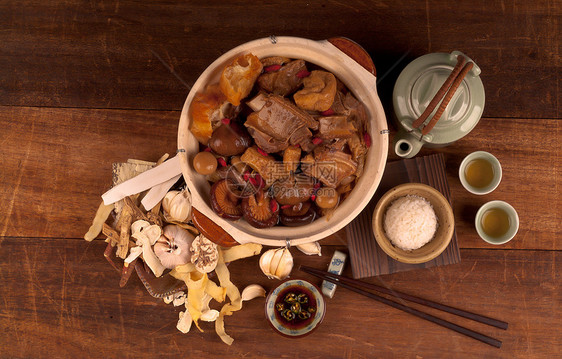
{"left": 383, "top": 195, "right": 438, "bottom": 251}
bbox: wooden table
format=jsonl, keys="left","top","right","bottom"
{"left": 1, "top": 1, "right": 560, "bottom": 358}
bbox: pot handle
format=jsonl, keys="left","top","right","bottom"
{"left": 327, "top": 37, "right": 376, "bottom": 76}
{"left": 191, "top": 208, "right": 239, "bottom": 247}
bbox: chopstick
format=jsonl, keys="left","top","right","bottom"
{"left": 302, "top": 265, "right": 507, "bottom": 330}
{"left": 299, "top": 266, "right": 506, "bottom": 348}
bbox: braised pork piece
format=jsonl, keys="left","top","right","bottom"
{"left": 189, "top": 53, "right": 371, "bottom": 229}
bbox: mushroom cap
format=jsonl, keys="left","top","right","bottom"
{"left": 241, "top": 189, "right": 279, "bottom": 228}
{"left": 280, "top": 201, "right": 316, "bottom": 227}
{"left": 210, "top": 179, "right": 243, "bottom": 220}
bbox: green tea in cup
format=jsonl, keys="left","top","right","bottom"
{"left": 465, "top": 158, "right": 495, "bottom": 188}
{"left": 475, "top": 201, "right": 519, "bottom": 245}
{"left": 459, "top": 151, "right": 502, "bottom": 195}
{"left": 481, "top": 207, "right": 510, "bottom": 238}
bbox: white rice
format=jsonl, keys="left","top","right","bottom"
{"left": 383, "top": 195, "right": 438, "bottom": 251}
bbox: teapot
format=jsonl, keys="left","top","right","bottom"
{"left": 392, "top": 51, "right": 485, "bottom": 158}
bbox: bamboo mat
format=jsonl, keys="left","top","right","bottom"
{"left": 346, "top": 153, "right": 461, "bottom": 279}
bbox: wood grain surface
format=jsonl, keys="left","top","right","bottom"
{"left": 1, "top": 238, "right": 560, "bottom": 358}
{"left": 0, "top": 1, "right": 560, "bottom": 358}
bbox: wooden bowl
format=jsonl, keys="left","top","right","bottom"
{"left": 177, "top": 36, "right": 388, "bottom": 246}
{"left": 372, "top": 183, "right": 454, "bottom": 264}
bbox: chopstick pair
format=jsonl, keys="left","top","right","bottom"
{"left": 411, "top": 55, "right": 473, "bottom": 135}
{"left": 299, "top": 265, "right": 507, "bottom": 348}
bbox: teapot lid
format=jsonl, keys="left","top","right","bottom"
{"left": 392, "top": 51, "right": 485, "bottom": 145}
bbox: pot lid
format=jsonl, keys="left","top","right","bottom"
{"left": 392, "top": 51, "right": 485, "bottom": 144}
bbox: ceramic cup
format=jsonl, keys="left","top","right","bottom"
{"left": 459, "top": 151, "right": 502, "bottom": 195}
{"left": 475, "top": 200, "right": 519, "bottom": 245}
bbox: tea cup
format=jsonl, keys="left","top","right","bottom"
{"left": 459, "top": 151, "right": 502, "bottom": 195}
{"left": 475, "top": 200, "right": 519, "bottom": 245}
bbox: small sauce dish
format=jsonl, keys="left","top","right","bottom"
{"left": 265, "top": 279, "right": 326, "bottom": 338}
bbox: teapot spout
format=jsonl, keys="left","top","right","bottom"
{"left": 394, "top": 130, "right": 424, "bottom": 158}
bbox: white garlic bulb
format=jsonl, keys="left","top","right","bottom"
{"left": 162, "top": 189, "right": 192, "bottom": 223}
{"left": 259, "top": 247, "right": 293, "bottom": 280}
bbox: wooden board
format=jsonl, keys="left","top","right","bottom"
{"left": 0, "top": 1, "right": 559, "bottom": 118}
{"left": 347, "top": 154, "right": 461, "bottom": 278}
{"left": 0, "top": 237, "right": 560, "bottom": 358}
{"left": 0, "top": 111, "right": 559, "bottom": 246}
{"left": 1, "top": 2, "right": 561, "bottom": 358}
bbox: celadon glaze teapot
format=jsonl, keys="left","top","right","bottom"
{"left": 392, "top": 51, "right": 485, "bottom": 158}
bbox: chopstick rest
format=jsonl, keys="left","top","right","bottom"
{"left": 321, "top": 250, "right": 347, "bottom": 298}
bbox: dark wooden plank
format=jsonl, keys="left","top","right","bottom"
{"left": 0, "top": 237, "right": 559, "bottom": 358}
{"left": 0, "top": 105, "right": 347, "bottom": 245}
{"left": 0, "top": 1, "right": 559, "bottom": 118}
{"left": 0, "top": 106, "right": 178, "bottom": 239}
{"left": 0, "top": 106, "right": 559, "bottom": 250}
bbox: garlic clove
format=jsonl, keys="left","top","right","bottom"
{"left": 163, "top": 188, "right": 193, "bottom": 223}
{"left": 241, "top": 284, "right": 266, "bottom": 301}
{"left": 259, "top": 247, "right": 293, "bottom": 280}
{"left": 171, "top": 189, "right": 193, "bottom": 222}
{"left": 268, "top": 248, "right": 286, "bottom": 276}
{"left": 259, "top": 249, "right": 276, "bottom": 277}
{"left": 162, "top": 190, "right": 179, "bottom": 214}
{"left": 274, "top": 248, "right": 293, "bottom": 279}
{"left": 296, "top": 241, "right": 322, "bottom": 256}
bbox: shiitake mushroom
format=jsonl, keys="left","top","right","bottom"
{"left": 241, "top": 189, "right": 279, "bottom": 228}
{"left": 209, "top": 122, "right": 252, "bottom": 156}
{"left": 272, "top": 174, "right": 314, "bottom": 205}
{"left": 280, "top": 201, "right": 316, "bottom": 227}
{"left": 210, "top": 179, "right": 243, "bottom": 220}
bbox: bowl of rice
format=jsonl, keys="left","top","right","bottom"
{"left": 372, "top": 183, "right": 454, "bottom": 264}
